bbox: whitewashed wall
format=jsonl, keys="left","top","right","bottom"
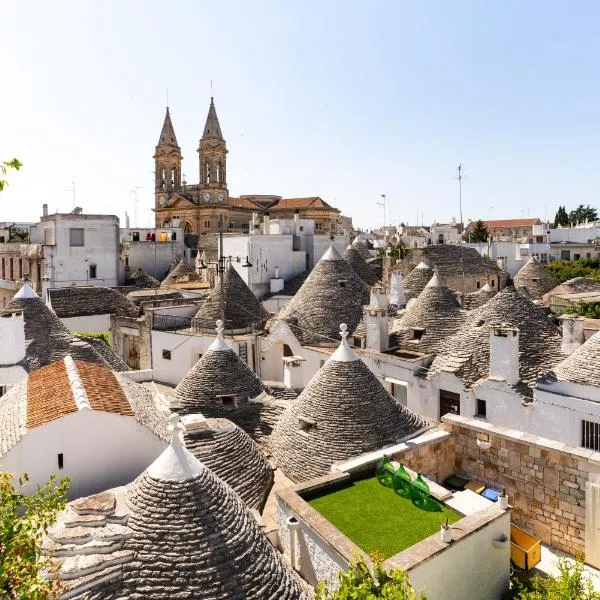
{"left": 122, "top": 239, "right": 185, "bottom": 282}
{"left": 60, "top": 314, "right": 111, "bottom": 333}
{"left": 0, "top": 410, "right": 166, "bottom": 499}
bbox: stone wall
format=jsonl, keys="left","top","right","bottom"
{"left": 444, "top": 414, "right": 600, "bottom": 557}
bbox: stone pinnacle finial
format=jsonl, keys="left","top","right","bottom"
{"left": 168, "top": 413, "right": 185, "bottom": 446}
{"left": 215, "top": 319, "right": 224, "bottom": 338}
{"left": 330, "top": 322, "right": 359, "bottom": 362}
{"left": 340, "top": 323, "right": 349, "bottom": 342}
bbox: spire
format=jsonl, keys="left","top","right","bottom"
{"left": 202, "top": 97, "right": 224, "bottom": 140}
{"left": 157, "top": 106, "right": 179, "bottom": 147}
{"left": 330, "top": 323, "right": 359, "bottom": 362}
{"left": 207, "top": 319, "right": 231, "bottom": 352}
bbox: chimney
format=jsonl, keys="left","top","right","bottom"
{"left": 0, "top": 311, "right": 26, "bottom": 366}
{"left": 294, "top": 210, "right": 300, "bottom": 235}
{"left": 251, "top": 212, "right": 258, "bottom": 234}
{"left": 389, "top": 271, "right": 406, "bottom": 307}
{"left": 42, "top": 203, "right": 48, "bottom": 217}
{"left": 560, "top": 315, "right": 585, "bottom": 354}
{"left": 489, "top": 324, "right": 520, "bottom": 385}
{"left": 263, "top": 212, "right": 270, "bottom": 235}
{"left": 366, "top": 286, "right": 389, "bottom": 352}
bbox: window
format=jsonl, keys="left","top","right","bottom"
{"left": 9, "top": 258, "right": 13, "bottom": 280}
{"left": 125, "top": 257, "right": 129, "bottom": 267}
{"left": 283, "top": 344, "right": 294, "bottom": 357}
{"left": 476, "top": 399, "right": 487, "bottom": 418}
{"left": 338, "top": 279, "right": 347, "bottom": 288}
{"left": 574, "top": 253, "right": 581, "bottom": 261}
{"left": 18, "top": 259, "right": 22, "bottom": 278}
{"left": 587, "top": 253, "right": 592, "bottom": 259}
{"left": 1, "top": 258, "right": 4, "bottom": 279}
{"left": 57, "top": 453, "right": 64, "bottom": 469}
{"left": 476, "top": 281, "right": 481, "bottom": 289}
{"left": 298, "top": 415, "right": 315, "bottom": 434}
{"left": 220, "top": 396, "right": 235, "bottom": 410}
{"left": 132, "top": 231, "right": 140, "bottom": 242}
{"left": 536, "top": 236, "right": 544, "bottom": 243}
{"left": 198, "top": 353, "right": 203, "bottom": 360}
{"left": 204, "top": 220, "right": 210, "bottom": 229}
{"left": 541, "top": 253, "right": 548, "bottom": 264}
{"left": 89, "top": 264, "right": 97, "bottom": 279}
{"left": 491, "top": 280, "right": 495, "bottom": 287}
{"left": 69, "top": 228, "right": 84, "bottom": 247}
{"left": 439, "top": 389, "right": 460, "bottom": 418}
{"left": 582, "top": 420, "right": 600, "bottom": 451}
{"left": 162, "top": 349, "right": 172, "bottom": 360}
{"left": 561, "top": 250, "right": 571, "bottom": 260}
{"left": 412, "top": 327, "right": 425, "bottom": 340}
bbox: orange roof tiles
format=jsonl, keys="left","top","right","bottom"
{"left": 27, "top": 360, "right": 76, "bottom": 428}
{"left": 229, "top": 197, "right": 262, "bottom": 210}
{"left": 75, "top": 361, "right": 133, "bottom": 417}
{"left": 468, "top": 218, "right": 540, "bottom": 229}
{"left": 274, "top": 197, "right": 328, "bottom": 209}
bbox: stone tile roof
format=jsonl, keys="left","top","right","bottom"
{"left": 543, "top": 331, "right": 600, "bottom": 387}
{"left": 514, "top": 257, "right": 557, "bottom": 300}
{"left": 271, "top": 326, "right": 429, "bottom": 482}
{"left": 160, "top": 259, "right": 200, "bottom": 288}
{"left": 75, "top": 336, "right": 130, "bottom": 372}
{"left": 0, "top": 359, "right": 168, "bottom": 456}
{"left": 44, "top": 426, "right": 306, "bottom": 599}
{"left": 542, "top": 277, "right": 600, "bottom": 305}
{"left": 192, "top": 264, "right": 268, "bottom": 331}
{"left": 183, "top": 416, "right": 273, "bottom": 510}
{"left": 0, "top": 289, "right": 121, "bottom": 373}
{"left": 417, "top": 244, "right": 503, "bottom": 278}
{"left": 277, "top": 245, "right": 370, "bottom": 346}
{"left": 48, "top": 287, "right": 139, "bottom": 319}
{"left": 342, "top": 246, "right": 379, "bottom": 286}
{"left": 126, "top": 288, "right": 183, "bottom": 306}
{"left": 351, "top": 237, "right": 372, "bottom": 260}
{"left": 463, "top": 283, "right": 498, "bottom": 310}
{"left": 428, "top": 285, "right": 566, "bottom": 392}
{"left": 126, "top": 268, "right": 160, "bottom": 288}
{"left": 402, "top": 262, "right": 434, "bottom": 300}
{"left": 391, "top": 272, "right": 467, "bottom": 354}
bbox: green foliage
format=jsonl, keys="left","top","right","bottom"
{"left": 465, "top": 220, "right": 489, "bottom": 243}
{"left": 569, "top": 205, "right": 598, "bottom": 226}
{"left": 565, "top": 301, "right": 600, "bottom": 319}
{"left": 316, "top": 556, "right": 426, "bottom": 599}
{"left": 545, "top": 259, "right": 600, "bottom": 284}
{"left": 554, "top": 206, "right": 569, "bottom": 227}
{"left": 0, "top": 471, "right": 70, "bottom": 599}
{"left": 0, "top": 158, "right": 22, "bottom": 192}
{"left": 74, "top": 331, "right": 111, "bottom": 346}
{"left": 378, "top": 244, "right": 411, "bottom": 260}
{"left": 9, "top": 229, "right": 29, "bottom": 243}
{"left": 514, "top": 555, "right": 600, "bottom": 599}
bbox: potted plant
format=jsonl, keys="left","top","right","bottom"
{"left": 440, "top": 517, "right": 452, "bottom": 543}
{"left": 498, "top": 487, "right": 508, "bottom": 509}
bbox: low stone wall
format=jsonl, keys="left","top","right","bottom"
{"left": 444, "top": 414, "right": 600, "bottom": 557}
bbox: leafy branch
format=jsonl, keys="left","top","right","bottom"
{"left": 0, "top": 158, "right": 23, "bottom": 192}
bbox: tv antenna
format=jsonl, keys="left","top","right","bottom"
{"left": 377, "top": 194, "right": 386, "bottom": 228}
{"left": 65, "top": 181, "right": 76, "bottom": 208}
{"left": 132, "top": 187, "right": 142, "bottom": 227}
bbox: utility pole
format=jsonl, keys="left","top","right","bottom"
{"left": 65, "top": 182, "right": 76, "bottom": 208}
{"left": 378, "top": 194, "right": 386, "bottom": 229}
{"left": 456, "top": 164, "right": 465, "bottom": 230}
{"left": 131, "top": 187, "right": 142, "bottom": 227}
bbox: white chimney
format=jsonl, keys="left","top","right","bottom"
{"left": 42, "top": 203, "right": 48, "bottom": 217}
{"left": 251, "top": 212, "right": 258, "bottom": 234}
{"left": 560, "top": 315, "right": 585, "bottom": 354}
{"left": 389, "top": 272, "right": 406, "bottom": 307}
{"left": 263, "top": 212, "right": 270, "bottom": 235}
{"left": 0, "top": 311, "right": 26, "bottom": 366}
{"left": 283, "top": 356, "right": 305, "bottom": 389}
{"left": 489, "top": 324, "right": 520, "bottom": 385}
{"left": 366, "top": 286, "right": 389, "bottom": 352}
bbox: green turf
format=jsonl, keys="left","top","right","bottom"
{"left": 307, "top": 476, "right": 462, "bottom": 559}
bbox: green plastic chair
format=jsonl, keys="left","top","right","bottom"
{"left": 392, "top": 464, "right": 412, "bottom": 498}
{"left": 376, "top": 455, "right": 396, "bottom": 488}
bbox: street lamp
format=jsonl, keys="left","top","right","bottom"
{"left": 378, "top": 194, "right": 386, "bottom": 229}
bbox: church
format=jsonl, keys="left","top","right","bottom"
{"left": 153, "top": 99, "right": 342, "bottom": 236}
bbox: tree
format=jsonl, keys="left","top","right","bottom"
{"left": 554, "top": 206, "right": 569, "bottom": 227}
{"left": 316, "top": 556, "right": 426, "bottom": 599}
{"left": 1, "top": 472, "right": 70, "bottom": 599}
{"left": 0, "top": 158, "right": 22, "bottom": 192}
{"left": 569, "top": 205, "right": 598, "bottom": 226}
{"left": 466, "top": 220, "right": 489, "bottom": 243}
{"left": 515, "top": 555, "right": 600, "bottom": 599}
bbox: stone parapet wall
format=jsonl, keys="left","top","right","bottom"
{"left": 443, "top": 414, "right": 600, "bottom": 557}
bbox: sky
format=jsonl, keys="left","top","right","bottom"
{"left": 2, "top": 1, "right": 600, "bottom": 230}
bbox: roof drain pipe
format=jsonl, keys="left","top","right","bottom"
{"left": 286, "top": 515, "right": 300, "bottom": 571}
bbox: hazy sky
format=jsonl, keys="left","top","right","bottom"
{"left": 2, "top": 1, "right": 600, "bottom": 230}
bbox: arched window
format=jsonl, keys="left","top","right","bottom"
{"left": 217, "top": 161, "right": 223, "bottom": 184}
{"left": 161, "top": 168, "right": 166, "bottom": 191}
{"left": 204, "top": 160, "right": 210, "bottom": 185}
{"left": 283, "top": 344, "right": 294, "bottom": 357}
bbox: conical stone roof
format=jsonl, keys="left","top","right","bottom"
{"left": 402, "top": 262, "right": 434, "bottom": 300}
{"left": 271, "top": 324, "right": 429, "bottom": 482}
{"left": 392, "top": 272, "right": 466, "bottom": 354}
{"left": 157, "top": 106, "right": 179, "bottom": 148}
{"left": 183, "top": 416, "right": 273, "bottom": 510}
{"left": 351, "top": 237, "right": 372, "bottom": 260}
{"left": 193, "top": 264, "right": 268, "bottom": 331}
{"left": 545, "top": 331, "right": 600, "bottom": 387}
{"left": 514, "top": 256, "right": 556, "bottom": 300}
{"left": 202, "top": 97, "right": 224, "bottom": 140}
{"left": 464, "top": 282, "right": 498, "bottom": 310}
{"left": 174, "top": 321, "right": 265, "bottom": 415}
{"left": 277, "top": 245, "right": 370, "bottom": 346}
{"left": 342, "top": 246, "right": 379, "bottom": 286}
{"left": 160, "top": 259, "right": 199, "bottom": 289}
{"left": 428, "top": 285, "right": 566, "bottom": 391}
{"left": 128, "top": 268, "right": 160, "bottom": 289}
{"left": 45, "top": 417, "right": 306, "bottom": 599}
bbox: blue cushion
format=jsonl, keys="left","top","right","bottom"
{"left": 482, "top": 488, "right": 499, "bottom": 502}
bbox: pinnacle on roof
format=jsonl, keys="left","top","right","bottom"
{"left": 192, "top": 263, "right": 268, "bottom": 331}
{"left": 201, "top": 96, "right": 224, "bottom": 140}
{"left": 351, "top": 236, "right": 372, "bottom": 260}
{"left": 157, "top": 106, "right": 179, "bottom": 147}
{"left": 342, "top": 245, "right": 379, "bottom": 286}
{"left": 514, "top": 256, "right": 557, "bottom": 300}
{"left": 546, "top": 330, "right": 600, "bottom": 387}
{"left": 428, "top": 285, "right": 565, "bottom": 392}
{"left": 14, "top": 282, "right": 38, "bottom": 299}
{"left": 44, "top": 414, "right": 306, "bottom": 599}
{"left": 415, "top": 261, "right": 430, "bottom": 270}
{"left": 277, "top": 246, "right": 370, "bottom": 346}
{"left": 271, "top": 323, "right": 429, "bottom": 482}
{"left": 463, "top": 281, "right": 498, "bottom": 310}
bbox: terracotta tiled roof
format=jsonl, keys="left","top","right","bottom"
{"left": 27, "top": 360, "right": 76, "bottom": 429}
{"left": 467, "top": 218, "right": 540, "bottom": 229}
{"left": 272, "top": 197, "right": 332, "bottom": 209}
{"left": 230, "top": 196, "right": 262, "bottom": 209}
{"left": 76, "top": 361, "right": 133, "bottom": 416}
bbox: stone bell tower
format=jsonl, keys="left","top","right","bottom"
{"left": 197, "top": 98, "right": 228, "bottom": 204}
{"left": 154, "top": 107, "right": 182, "bottom": 209}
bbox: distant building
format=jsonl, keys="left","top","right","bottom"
{"left": 465, "top": 218, "right": 542, "bottom": 242}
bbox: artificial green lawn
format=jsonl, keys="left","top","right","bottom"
{"left": 307, "top": 476, "right": 462, "bottom": 559}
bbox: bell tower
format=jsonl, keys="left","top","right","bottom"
{"left": 154, "top": 107, "right": 182, "bottom": 209}
{"left": 197, "top": 98, "right": 228, "bottom": 204}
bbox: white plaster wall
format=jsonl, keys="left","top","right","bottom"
{"left": 262, "top": 295, "right": 292, "bottom": 314}
{"left": 423, "top": 372, "right": 470, "bottom": 421}
{"left": 0, "top": 312, "right": 25, "bottom": 365}
{"left": 292, "top": 250, "right": 307, "bottom": 276}
{"left": 308, "top": 235, "right": 348, "bottom": 269}
{"left": 0, "top": 410, "right": 166, "bottom": 499}
{"left": 550, "top": 225, "right": 600, "bottom": 244}
{"left": 60, "top": 314, "right": 111, "bottom": 333}
{"left": 407, "top": 511, "right": 510, "bottom": 600}
{"left": 123, "top": 239, "right": 185, "bottom": 281}
{"left": 0, "top": 365, "right": 27, "bottom": 388}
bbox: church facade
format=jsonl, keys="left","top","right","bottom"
{"left": 153, "top": 99, "right": 342, "bottom": 236}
